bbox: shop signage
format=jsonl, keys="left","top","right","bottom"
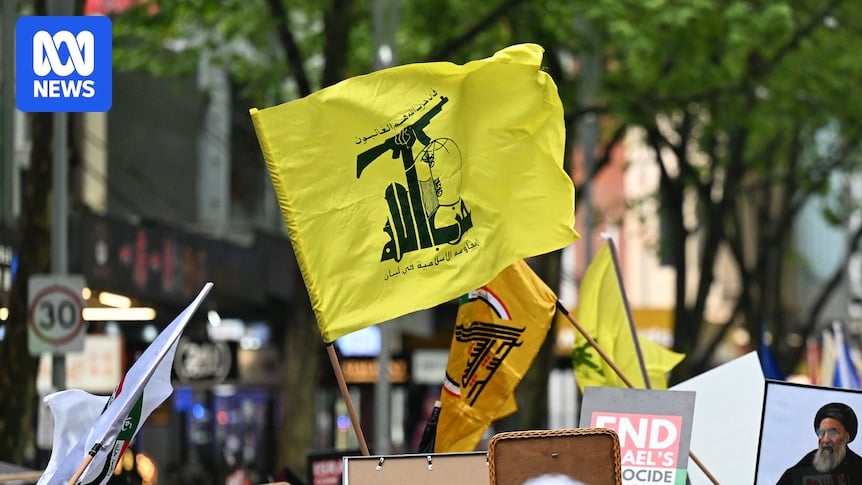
{"left": 37, "top": 334, "right": 123, "bottom": 393}
{"left": 79, "top": 209, "right": 266, "bottom": 305}
{"left": 411, "top": 349, "right": 448, "bottom": 384}
{"left": 341, "top": 358, "right": 407, "bottom": 384}
{"left": 0, "top": 240, "right": 15, "bottom": 307}
{"left": 174, "top": 338, "right": 233, "bottom": 384}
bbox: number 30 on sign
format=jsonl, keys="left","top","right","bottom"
{"left": 28, "top": 274, "right": 87, "bottom": 356}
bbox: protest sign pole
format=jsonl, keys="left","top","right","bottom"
{"left": 326, "top": 344, "right": 371, "bottom": 455}
{"left": 687, "top": 452, "right": 719, "bottom": 484}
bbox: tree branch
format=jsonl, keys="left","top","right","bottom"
{"left": 265, "top": 0, "right": 312, "bottom": 97}
{"left": 321, "top": 0, "right": 355, "bottom": 88}
{"left": 424, "top": 0, "right": 530, "bottom": 62}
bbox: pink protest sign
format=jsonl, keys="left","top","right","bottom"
{"left": 581, "top": 388, "right": 696, "bottom": 485}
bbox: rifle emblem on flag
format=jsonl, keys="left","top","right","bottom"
{"left": 356, "top": 94, "right": 473, "bottom": 262}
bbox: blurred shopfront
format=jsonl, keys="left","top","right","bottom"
{"left": 6, "top": 207, "right": 504, "bottom": 483}
{"left": 0, "top": 226, "right": 16, "bottom": 322}
{"left": 66, "top": 207, "right": 293, "bottom": 483}
{"left": 0, "top": 208, "right": 454, "bottom": 483}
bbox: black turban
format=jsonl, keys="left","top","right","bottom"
{"left": 815, "top": 402, "right": 858, "bottom": 442}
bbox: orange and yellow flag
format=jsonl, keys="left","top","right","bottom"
{"left": 250, "top": 44, "right": 577, "bottom": 343}
{"left": 435, "top": 260, "right": 557, "bottom": 452}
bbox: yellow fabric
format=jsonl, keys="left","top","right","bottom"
{"left": 434, "top": 394, "right": 518, "bottom": 453}
{"left": 250, "top": 44, "right": 577, "bottom": 343}
{"left": 572, "top": 244, "right": 684, "bottom": 391}
{"left": 435, "top": 260, "right": 557, "bottom": 452}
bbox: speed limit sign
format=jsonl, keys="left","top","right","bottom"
{"left": 28, "top": 274, "right": 87, "bottom": 356}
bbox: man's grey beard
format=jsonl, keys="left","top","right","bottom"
{"left": 813, "top": 443, "right": 847, "bottom": 472}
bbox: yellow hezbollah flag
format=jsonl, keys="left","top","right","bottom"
{"left": 436, "top": 260, "right": 556, "bottom": 452}
{"left": 250, "top": 44, "right": 577, "bottom": 343}
{"left": 572, "top": 244, "right": 684, "bottom": 391}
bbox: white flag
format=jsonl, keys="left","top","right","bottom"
{"left": 38, "top": 282, "right": 213, "bottom": 485}
{"left": 39, "top": 390, "right": 110, "bottom": 483}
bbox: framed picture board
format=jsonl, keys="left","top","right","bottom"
{"left": 755, "top": 380, "right": 862, "bottom": 484}
{"left": 343, "top": 451, "right": 488, "bottom": 485}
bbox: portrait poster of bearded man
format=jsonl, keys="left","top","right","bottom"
{"left": 755, "top": 381, "right": 862, "bottom": 484}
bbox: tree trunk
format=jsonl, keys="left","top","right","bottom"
{"left": 275, "top": 294, "right": 322, "bottom": 479}
{"left": 496, "top": 252, "right": 561, "bottom": 431}
{"left": 0, "top": 110, "right": 52, "bottom": 463}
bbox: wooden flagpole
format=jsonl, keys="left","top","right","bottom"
{"left": 556, "top": 302, "right": 635, "bottom": 388}
{"left": 65, "top": 444, "right": 100, "bottom": 485}
{"left": 326, "top": 344, "right": 371, "bottom": 455}
{"left": 557, "top": 303, "right": 720, "bottom": 484}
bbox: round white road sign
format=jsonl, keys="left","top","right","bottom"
{"left": 28, "top": 275, "right": 86, "bottom": 356}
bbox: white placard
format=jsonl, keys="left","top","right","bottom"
{"left": 671, "top": 351, "right": 765, "bottom": 484}
{"left": 37, "top": 334, "right": 123, "bottom": 393}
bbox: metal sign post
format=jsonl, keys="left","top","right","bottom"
{"left": 48, "top": 0, "right": 75, "bottom": 390}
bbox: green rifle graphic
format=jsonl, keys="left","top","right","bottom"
{"left": 357, "top": 96, "right": 472, "bottom": 262}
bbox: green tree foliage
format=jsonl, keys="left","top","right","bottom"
{"left": 567, "top": 0, "right": 862, "bottom": 377}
